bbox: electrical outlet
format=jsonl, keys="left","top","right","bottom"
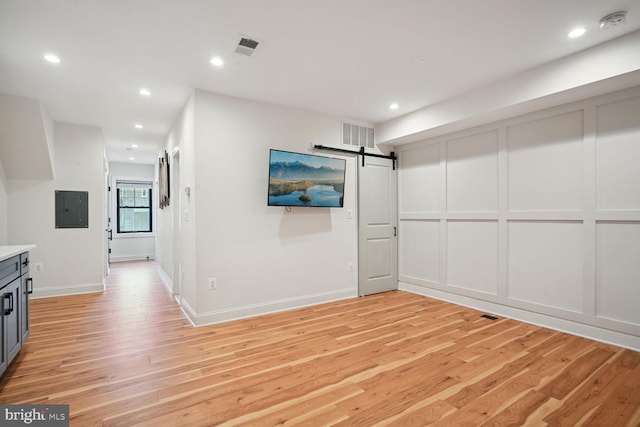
{"left": 208, "top": 277, "right": 217, "bottom": 290}
{"left": 347, "top": 262, "right": 354, "bottom": 272}
{"left": 34, "top": 263, "right": 44, "bottom": 272}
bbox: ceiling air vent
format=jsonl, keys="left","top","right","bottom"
{"left": 342, "top": 121, "right": 375, "bottom": 149}
{"left": 599, "top": 11, "right": 627, "bottom": 29}
{"left": 235, "top": 37, "right": 260, "bottom": 56}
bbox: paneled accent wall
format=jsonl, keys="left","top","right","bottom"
{"left": 398, "top": 88, "right": 640, "bottom": 348}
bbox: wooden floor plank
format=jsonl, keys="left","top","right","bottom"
{"left": 480, "top": 390, "right": 550, "bottom": 427}
{"left": 378, "top": 399, "right": 457, "bottom": 426}
{"left": 539, "top": 346, "right": 617, "bottom": 401}
{"left": 1, "top": 261, "right": 638, "bottom": 426}
{"left": 547, "top": 349, "right": 640, "bottom": 427}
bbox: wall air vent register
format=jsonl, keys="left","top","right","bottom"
{"left": 342, "top": 121, "right": 374, "bottom": 149}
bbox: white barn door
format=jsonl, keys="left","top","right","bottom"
{"left": 358, "top": 155, "right": 398, "bottom": 296}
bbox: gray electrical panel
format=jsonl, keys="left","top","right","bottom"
{"left": 55, "top": 190, "right": 88, "bottom": 228}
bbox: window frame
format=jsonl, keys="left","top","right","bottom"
{"left": 116, "top": 182, "right": 153, "bottom": 234}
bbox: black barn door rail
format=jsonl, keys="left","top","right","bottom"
{"left": 313, "top": 145, "right": 397, "bottom": 170}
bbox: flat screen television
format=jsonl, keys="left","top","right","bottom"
{"left": 268, "top": 149, "right": 346, "bottom": 208}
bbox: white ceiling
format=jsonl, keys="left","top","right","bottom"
{"left": 1, "top": 0, "right": 640, "bottom": 164}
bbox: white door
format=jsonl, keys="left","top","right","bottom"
{"left": 358, "top": 155, "right": 398, "bottom": 296}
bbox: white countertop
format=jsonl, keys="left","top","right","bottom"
{"left": 0, "top": 245, "right": 36, "bottom": 262}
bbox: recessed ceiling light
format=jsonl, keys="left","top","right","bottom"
{"left": 568, "top": 27, "right": 586, "bottom": 38}
{"left": 210, "top": 56, "right": 224, "bottom": 67}
{"left": 131, "top": 144, "right": 138, "bottom": 148}
{"left": 389, "top": 103, "right": 399, "bottom": 110}
{"left": 139, "top": 88, "right": 151, "bottom": 96}
{"left": 129, "top": 157, "right": 135, "bottom": 161}
{"left": 44, "top": 53, "right": 60, "bottom": 63}
{"left": 134, "top": 124, "right": 143, "bottom": 129}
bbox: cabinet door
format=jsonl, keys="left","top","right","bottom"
{"left": 0, "top": 295, "right": 6, "bottom": 377}
{"left": 4, "top": 279, "right": 22, "bottom": 364}
{"left": 21, "top": 275, "right": 30, "bottom": 341}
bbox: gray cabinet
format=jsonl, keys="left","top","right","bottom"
{"left": 0, "top": 252, "right": 31, "bottom": 378}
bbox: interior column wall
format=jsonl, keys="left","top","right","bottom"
{"left": 397, "top": 87, "right": 640, "bottom": 350}
{"left": 186, "top": 89, "right": 358, "bottom": 325}
{"left": 157, "top": 92, "right": 195, "bottom": 305}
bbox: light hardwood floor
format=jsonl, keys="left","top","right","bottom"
{"left": 1, "top": 261, "right": 639, "bottom": 426}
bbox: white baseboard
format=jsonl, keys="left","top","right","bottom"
{"left": 181, "top": 299, "right": 198, "bottom": 326}
{"left": 400, "top": 281, "right": 640, "bottom": 352}
{"left": 110, "top": 254, "right": 155, "bottom": 262}
{"left": 32, "top": 282, "right": 105, "bottom": 299}
{"left": 156, "top": 265, "right": 173, "bottom": 293}
{"left": 180, "top": 288, "right": 357, "bottom": 327}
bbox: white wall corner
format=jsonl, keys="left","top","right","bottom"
{"left": 32, "top": 282, "right": 105, "bottom": 299}
{"left": 180, "top": 297, "right": 198, "bottom": 327}
{"left": 39, "top": 102, "right": 55, "bottom": 178}
{"left": 185, "top": 288, "right": 357, "bottom": 327}
{"left": 156, "top": 264, "right": 173, "bottom": 293}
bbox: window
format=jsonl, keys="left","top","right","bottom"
{"left": 117, "top": 181, "right": 153, "bottom": 233}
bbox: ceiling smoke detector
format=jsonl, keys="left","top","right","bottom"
{"left": 235, "top": 36, "right": 260, "bottom": 56}
{"left": 600, "top": 11, "right": 627, "bottom": 29}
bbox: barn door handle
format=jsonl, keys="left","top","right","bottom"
{"left": 394, "top": 226, "right": 397, "bottom": 237}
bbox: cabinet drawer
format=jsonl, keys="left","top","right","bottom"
{"left": 0, "top": 256, "right": 20, "bottom": 289}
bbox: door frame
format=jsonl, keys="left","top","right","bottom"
{"left": 171, "top": 147, "right": 182, "bottom": 300}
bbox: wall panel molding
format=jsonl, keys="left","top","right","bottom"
{"left": 397, "top": 87, "right": 640, "bottom": 349}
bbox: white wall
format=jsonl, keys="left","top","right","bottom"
{"left": 397, "top": 87, "right": 640, "bottom": 350}
{"left": 0, "top": 159, "right": 7, "bottom": 244}
{"left": 156, "top": 93, "right": 195, "bottom": 299}
{"left": 159, "top": 89, "right": 358, "bottom": 325}
{"left": 8, "top": 122, "right": 105, "bottom": 297}
{"left": 108, "top": 161, "right": 156, "bottom": 262}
